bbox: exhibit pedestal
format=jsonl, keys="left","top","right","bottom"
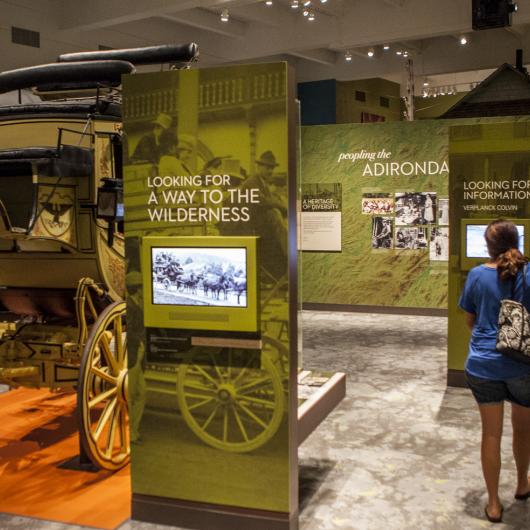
{"left": 124, "top": 62, "right": 301, "bottom": 530}
{"left": 447, "top": 121, "right": 530, "bottom": 384}
{"left": 132, "top": 371, "right": 344, "bottom": 530}
{"left": 132, "top": 495, "right": 297, "bottom": 530}
{"left": 298, "top": 371, "right": 346, "bottom": 445}
{"left": 447, "top": 369, "right": 467, "bottom": 388}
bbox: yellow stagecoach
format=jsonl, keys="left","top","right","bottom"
{"left": 0, "top": 44, "right": 198, "bottom": 470}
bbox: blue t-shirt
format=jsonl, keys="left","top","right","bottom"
{"left": 459, "top": 264, "right": 530, "bottom": 380}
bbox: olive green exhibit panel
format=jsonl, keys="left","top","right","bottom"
{"left": 448, "top": 121, "right": 530, "bottom": 374}
{"left": 122, "top": 63, "right": 296, "bottom": 522}
{"left": 301, "top": 121, "right": 450, "bottom": 310}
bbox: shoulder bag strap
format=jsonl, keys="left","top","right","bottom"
{"left": 521, "top": 263, "right": 528, "bottom": 296}
{"left": 519, "top": 263, "right": 527, "bottom": 351}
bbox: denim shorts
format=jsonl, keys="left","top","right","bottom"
{"left": 466, "top": 371, "right": 530, "bottom": 407}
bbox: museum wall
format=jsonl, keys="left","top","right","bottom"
{"left": 301, "top": 120, "right": 450, "bottom": 310}
{"left": 297, "top": 77, "right": 401, "bottom": 126}
{"left": 335, "top": 78, "right": 402, "bottom": 123}
{"left": 300, "top": 117, "right": 530, "bottom": 310}
{"left": 297, "top": 79, "right": 337, "bottom": 126}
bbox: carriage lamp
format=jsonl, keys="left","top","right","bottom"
{"left": 97, "top": 178, "right": 123, "bottom": 246}
{"left": 97, "top": 178, "right": 123, "bottom": 221}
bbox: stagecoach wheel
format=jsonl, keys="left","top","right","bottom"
{"left": 177, "top": 348, "right": 284, "bottom": 453}
{"left": 77, "top": 301, "right": 129, "bottom": 471}
{"left": 163, "top": 278, "right": 170, "bottom": 289}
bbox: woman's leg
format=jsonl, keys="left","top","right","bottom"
{"left": 478, "top": 403, "right": 505, "bottom": 518}
{"left": 511, "top": 402, "right": 530, "bottom": 497}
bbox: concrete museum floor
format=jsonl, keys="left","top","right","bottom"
{"left": 1, "top": 311, "right": 529, "bottom": 530}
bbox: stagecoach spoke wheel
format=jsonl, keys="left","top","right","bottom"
{"left": 78, "top": 302, "right": 129, "bottom": 471}
{"left": 177, "top": 347, "right": 284, "bottom": 452}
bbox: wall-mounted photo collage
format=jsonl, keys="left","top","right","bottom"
{"left": 364, "top": 192, "right": 449, "bottom": 260}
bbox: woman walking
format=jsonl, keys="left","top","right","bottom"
{"left": 459, "top": 219, "right": 530, "bottom": 523}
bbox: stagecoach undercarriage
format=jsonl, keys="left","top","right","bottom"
{"left": 0, "top": 278, "right": 129, "bottom": 471}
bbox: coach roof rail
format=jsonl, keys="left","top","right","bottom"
{"left": 0, "top": 60, "right": 135, "bottom": 95}
{"left": 57, "top": 43, "right": 199, "bottom": 66}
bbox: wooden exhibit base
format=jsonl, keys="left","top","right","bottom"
{"left": 298, "top": 371, "right": 346, "bottom": 445}
{"left": 132, "top": 494, "right": 298, "bottom": 530}
{"left": 447, "top": 369, "right": 468, "bottom": 388}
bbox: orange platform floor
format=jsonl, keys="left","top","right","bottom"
{"left": 0, "top": 388, "right": 130, "bottom": 530}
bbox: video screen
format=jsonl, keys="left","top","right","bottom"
{"left": 466, "top": 224, "right": 525, "bottom": 258}
{"left": 151, "top": 247, "right": 248, "bottom": 307}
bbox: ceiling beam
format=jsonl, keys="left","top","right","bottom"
{"left": 57, "top": 0, "right": 258, "bottom": 31}
{"left": 396, "top": 40, "right": 423, "bottom": 54}
{"left": 287, "top": 48, "right": 337, "bottom": 65}
{"left": 227, "top": 2, "right": 293, "bottom": 27}
{"left": 162, "top": 9, "right": 247, "bottom": 38}
{"left": 504, "top": 25, "right": 528, "bottom": 40}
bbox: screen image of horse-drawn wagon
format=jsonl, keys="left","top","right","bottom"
{"left": 0, "top": 43, "right": 199, "bottom": 471}
{"left": 152, "top": 247, "right": 248, "bottom": 306}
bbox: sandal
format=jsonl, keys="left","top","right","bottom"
{"left": 484, "top": 505, "right": 503, "bottom": 524}
{"left": 515, "top": 491, "right": 530, "bottom": 501}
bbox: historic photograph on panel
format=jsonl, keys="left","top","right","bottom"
{"left": 152, "top": 247, "right": 247, "bottom": 307}
{"left": 395, "top": 226, "right": 428, "bottom": 250}
{"left": 395, "top": 192, "right": 437, "bottom": 225}
{"left": 430, "top": 227, "right": 449, "bottom": 261}
{"left": 361, "top": 193, "right": 394, "bottom": 215}
{"left": 372, "top": 216, "right": 394, "bottom": 249}
{"left": 302, "top": 183, "right": 342, "bottom": 212}
{"left": 438, "top": 198, "right": 449, "bottom": 225}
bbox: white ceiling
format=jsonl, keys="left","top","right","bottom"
{"left": 1, "top": 0, "right": 530, "bottom": 93}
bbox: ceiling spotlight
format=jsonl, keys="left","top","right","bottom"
{"left": 303, "top": 0, "right": 311, "bottom": 5}
{"left": 396, "top": 50, "right": 402, "bottom": 56}
{"left": 265, "top": 0, "right": 273, "bottom": 5}
{"left": 423, "top": 80, "right": 429, "bottom": 86}
{"left": 307, "top": 8, "right": 315, "bottom": 20}
{"left": 345, "top": 51, "right": 352, "bottom": 62}
{"left": 383, "top": 45, "right": 390, "bottom": 51}
{"left": 367, "top": 48, "right": 374, "bottom": 57}
{"left": 460, "top": 35, "right": 468, "bottom": 45}
{"left": 403, "top": 51, "right": 409, "bottom": 57}
{"left": 220, "top": 8, "right": 229, "bottom": 22}
{"left": 320, "top": 0, "right": 328, "bottom": 3}
{"left": 291, "top": 0, "right": 299, "bottom": 7}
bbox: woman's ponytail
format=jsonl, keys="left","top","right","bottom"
{"left": 485, "top": 219, "right": 528, "bottom": 280}
{"left": 497, "top": 247, "right": 527, "bottom": 281}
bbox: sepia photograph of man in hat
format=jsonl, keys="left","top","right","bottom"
{"left": 240, "top": 150, "right": 287, "bottom": 279}
{"left": 131, "top": 112, "right": 174, "bottom": 164}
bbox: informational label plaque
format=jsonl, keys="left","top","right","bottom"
{"left": 301, "top": 183, "right": 341, "bottom": 251}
